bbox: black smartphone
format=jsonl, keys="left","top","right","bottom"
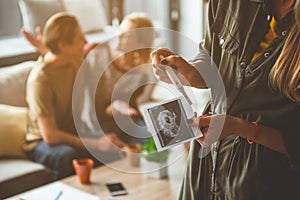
{"left": 105, "top": 181, "right": 128, "bottom": 196}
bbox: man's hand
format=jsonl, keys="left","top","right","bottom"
{"left": 106, "top": 100, "right": 140, "bottom": 117}
{"left": 95, "top": 132, "right": 126, "bottom": 152}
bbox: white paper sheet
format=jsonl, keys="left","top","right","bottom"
{"left": 17, "top": 182, "right": 100, "bottom": 200}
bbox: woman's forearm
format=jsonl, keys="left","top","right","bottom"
{"left": 237, "top": 119, "right": 288, "bottom": 154}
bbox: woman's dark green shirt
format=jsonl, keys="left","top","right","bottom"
{"left": 179, "top": 0, "right": 300, "bottom": 200}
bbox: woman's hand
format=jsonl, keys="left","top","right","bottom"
{"left": 150, "top": 47, "right": 206, "bottom": 88}
{"left": 21, "top": 27, "right": 49, "bottom": 55}
{"left": 189, "top": 114, "right": 243, "bottom": 147}
{"left": 189, "top": 114, "right": 289, "bottom": 154}
{"left": 21, "top": 26, "right": 98, "bottom": 57}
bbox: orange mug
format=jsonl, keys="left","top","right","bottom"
{"left": 72, "top": 158, "right": 94, "bottom": 184}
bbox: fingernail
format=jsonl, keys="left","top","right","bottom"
{"left": 200, "top": 127, "right": 208, "bottom": 132}
{"left": 187, "top": 118, "right": 193, "bottom": 124}
{"left": 160, "top": 59, "right": 168, "bottom": 65}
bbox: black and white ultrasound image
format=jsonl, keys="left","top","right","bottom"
{"left": 147, "top": 99, "right": 194, "bottom": 147}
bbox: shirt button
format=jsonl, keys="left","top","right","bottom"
{"left": 281, "top": 30, "right": 287, "bottom": 36}
{"left": 213, "top": 145, "right": 218, "bottom": 152}
{"left": 264, "top": 52, "right": 270, "bottom": 58}
{"left": 240, "top": 62, "right": 246, "bottom": 69}
{"left": 219, "top": 38, "right": 225, "bottom": 46}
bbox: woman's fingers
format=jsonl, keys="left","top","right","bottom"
{"left": 151, "top": 48, "right": 177, "bottom": 76}
{"left": 188, "top": 116, "right": 211, "bottom": 146}
{"left": 35, "top": 26, "right": 42, "bottom": 39}
{"left": 188, "top": 115, "right": 211, "bottom": 128}
{"left": 150, "top": 48, "right": 173, "bottom": 64}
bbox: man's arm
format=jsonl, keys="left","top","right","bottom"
{"left": 37, "top": 116, "right": 125, "bottom": 151}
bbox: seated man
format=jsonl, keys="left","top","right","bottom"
{"left": 25, "top": 12, "right": 125, "bottom": 180}
{"left": 23, "top": 12, "right": 156, "bottom": 147}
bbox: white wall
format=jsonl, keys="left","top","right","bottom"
{"left": 124, "top": 0, "right": 207, "bottom": 59}
{"left": 123, "top": 0, "right": 169, "bottom": 28}
{"left": 0, "top": 0, "right": 22, "bottom": 37}
{"left": 177, "top": 0, "right": 207, "bottom": 60}
{"left": 123, "top": 0, "right": 174, "bottom": 50}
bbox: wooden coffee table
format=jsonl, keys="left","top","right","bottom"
{"left": 62, "top": 150, "right": 187, "bottom": 200}
{"left": 10, "top": 146, "right": 188, "bottom": 200}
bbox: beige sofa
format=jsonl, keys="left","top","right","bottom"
{"left": 0, "top": 61, "right": 53, "bottom": 199}
{"left": 0, "top": 0, "right": 115, "bottom": 67}
{"left": 0, "top": 0, "right": 122, "bottom": 198}
{"left": 0, "top": 60, "right": 158, "bottom": 199}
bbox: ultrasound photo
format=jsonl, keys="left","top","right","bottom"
{"left": 145, "top": 98, "right": 196, "bottom": 150}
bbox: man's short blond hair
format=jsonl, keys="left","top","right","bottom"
{"left": 43, "top": 12, "right": 79, "bottom": 54}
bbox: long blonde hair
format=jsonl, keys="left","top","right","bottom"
{"left": 296, "top": 0, "right": 300, "bottom": 28}
{"left": 269, "top": 23, "right": 300, "bottom": 103}
{"left": 122, "top": 12, "right": 155, "bottom": 65}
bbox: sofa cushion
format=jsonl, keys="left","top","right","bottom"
{"left": 18, "top": 0, "right": 64, "bottom": 34}
{"left": 0, "top": 61, "right": 35, "bottom": 106}
{"left": 0, "top": 159, "right": 53, "bottom": 199}
{"left": 0, "top": 104, "right": 27, "bottom": 158}
{"left": 61, "top": 0, "right": 108, "bottom": 33}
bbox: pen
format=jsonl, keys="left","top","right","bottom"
{"left": 54, "top": 190, "right": 63, "bottom": 200}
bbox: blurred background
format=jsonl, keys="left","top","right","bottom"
{"left": 0, "top": 0, "right": 208, "bottom": 66}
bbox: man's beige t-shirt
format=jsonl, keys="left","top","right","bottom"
{"left": 26, "top": 56, "right": 80, "bottom": 149}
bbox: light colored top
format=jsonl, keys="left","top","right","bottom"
{"left": 26, "top": 56, "right": 81, "bottom": 147}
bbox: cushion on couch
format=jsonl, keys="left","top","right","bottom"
{"left": 61, "top": 0, "right": 108, "bottom": 33}
{"left": 0, "top": 61, "right": 35, "bottom": 106}
{"left": 18, "top": 0, "right": 64, "bottom": 34}
{"left": 18, "top": 0, "right": 108, "bottom": 34}
{"left": 0, "top": 104, "right": 27, "bottom": 158}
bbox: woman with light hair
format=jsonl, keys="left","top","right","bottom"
{"left": 151, "top": 1, "right": 299, "bottom": 199}
{"left": 91, "top": 12, "right": 156, "bottom": 144}
{"left": 23, "top": 12, "right": 156, "bottom": 144}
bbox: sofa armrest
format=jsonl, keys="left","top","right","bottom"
{"left": 0, "top": 159, "right": 53, "bottom": 199}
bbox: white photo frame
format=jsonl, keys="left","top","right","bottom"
{"left": 143, "top": 96, "right": 202, "bottom": 152}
